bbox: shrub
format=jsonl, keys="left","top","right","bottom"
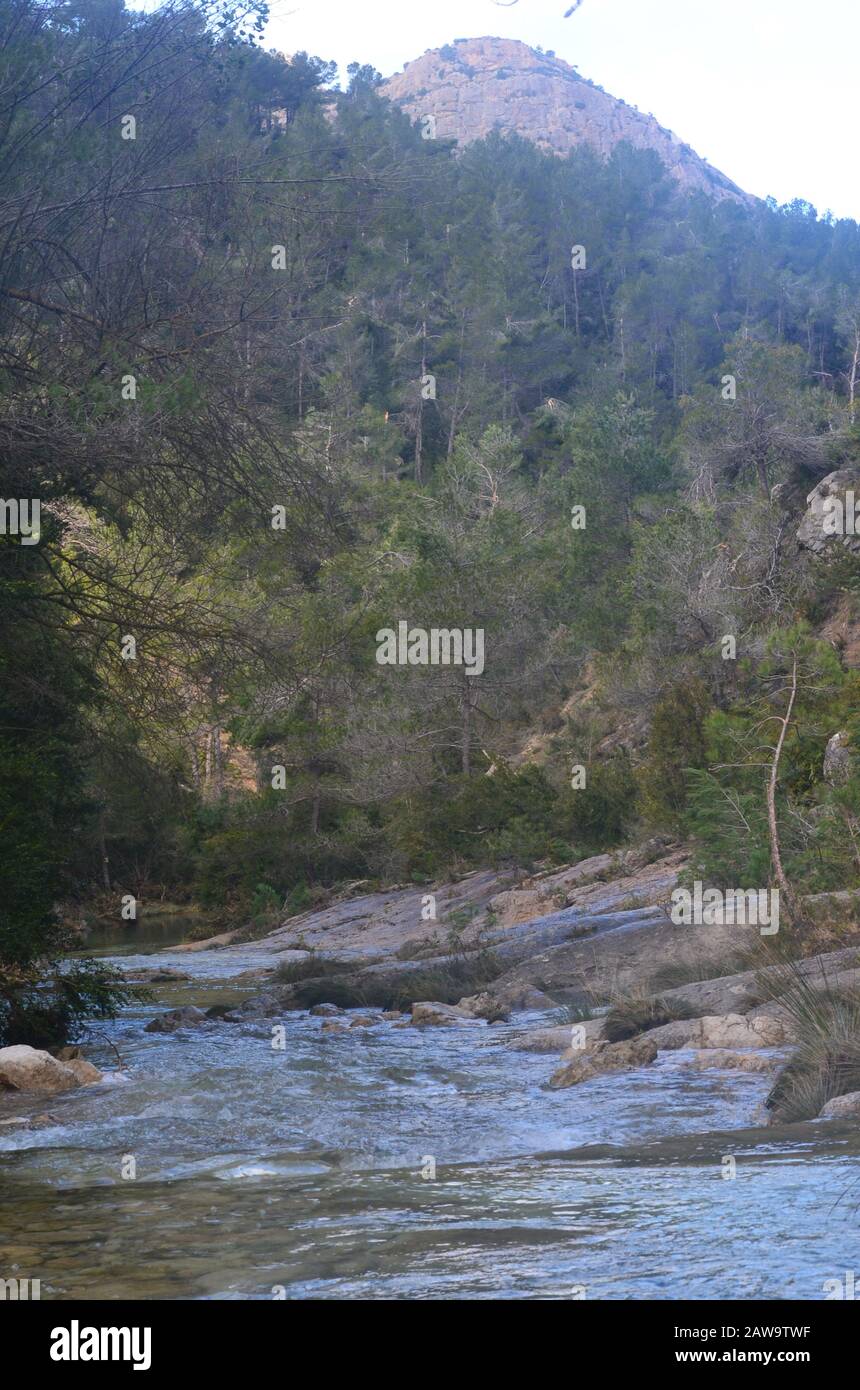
{"left": 603, "top": 986, "right": 694, "bottom": 1042}
{"left": 766, "top": 978, "right": 860, "bottom": 1122}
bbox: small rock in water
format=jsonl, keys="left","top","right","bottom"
{"left": 310, "top": 1003, "right": 341, "bottom": 1017}
{"left": 320, "top": 1019, "right": 349, "bottom": 1034}
{"left": 548, "top": 1035, "right": 658, "bottom": 1089}
{"left": 457, "top": 992, "right": 509, "bottom": 1022}
{"left": 144, "top": 1006, "right": 208, "bottom": 1034}
{"left": 411, "top": 1001, "right": 474, "bottom": 1026}
{"left": 63, "top": 1058, "right": 103, "bottom": 1086}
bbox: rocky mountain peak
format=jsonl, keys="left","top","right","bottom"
{"left": 380, "top": 36, "right": 749, "bottom": 203}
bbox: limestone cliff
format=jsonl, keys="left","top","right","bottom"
{"left": 380, "top": 37, "right": 749, "bottom": 203}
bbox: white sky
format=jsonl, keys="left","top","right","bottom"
{"left": 264, "top": 0, "right": 860, "bottom": 220}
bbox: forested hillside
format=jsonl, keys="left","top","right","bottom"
{"left": 4, "top": 1, "right": 860, "bottom": 1042}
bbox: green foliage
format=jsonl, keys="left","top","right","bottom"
{"left": 5, "top": 0, "right": 860, "bottom": 1020}
{"left": 0, "top": 960, "right": 145, "bottom": 1050}
{"left": 638, "top": 679, "right": 711, "bottom": 830}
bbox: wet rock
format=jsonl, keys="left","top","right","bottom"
{"left": 144, "top": 1005, "right": 208, "bottom": 1033}
{"left": 508, "top": 1017, "right": 606, "bottom": 1053}
{"left": 0, "top": 1111, "right": 60, "bottom": 1130}
{"left": 348, "top": 1015, "right": 377, "bottom": 1028}
{"left": 320, "top": 1019, "right": 349, "bottom": 1034}
{"left": 171, "top": 931, "right": 239, "bottom": 953}
{"left": 689, "top": 1050, "right": 778, "bottom": 1073}
{"left": 381, "top": 1010, "right": 403, "bottom": 1020}
{"left": 457, "top": 992, "right": 509, "bottom": 1021}
{"left": 491, "top": 983, "right": 555, "bottom": 1012}
{"left": 548, "top": 1035, "right": 658, "bottom": 1089}
{"left": 411, "top": 1001, "right": 474, "bottom": 1026}
{"left": 819, "top": 1090, "right": 860, "bottom": 1119}
{"left": 63, "top": 1058, "right": 103, "bottom": 1086}
{"left": 309, "top": 1003, "right": 341, "bottom": 1017}
{"left": 0, "top": 1045, "right": 82, "bottom": 1094}
{"left": 204, "top": 1004, "right": 234, "bottom": 1020}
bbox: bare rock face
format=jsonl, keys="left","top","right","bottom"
{"left": 823, "top": 730, "right": 853, "bottom": 786}
{"left": 797, "top": 470, "right": 860, "bottom": 557}
{"left": 548, "top": 1034, "right": 657, "bottom": 1089}
{"left": 381, "top": 38, "right": 749, "bottom": 203}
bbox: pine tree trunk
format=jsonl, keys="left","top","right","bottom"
{"left": 766, "top": 656, "right": 803, "bottom": 926}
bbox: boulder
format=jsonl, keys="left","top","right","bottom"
{"left": 144, "top": 1005, "right": 208, "bottom": 1033}
{"left": 797, "top": 470, "right": 860, "bottom": 557}
{"left": 309, "top": 1003, "right": 341, "bottom": 1017}
{"left": 411, "top": 1001, "right": 474, "bottom": 1026}
{"left": 646, "top": 1017, "right": 705, "bottom": 1050}
{"left": 381, "top": 1010, "right": 403, "bottom": 1020}
{"left": 457, "top": 992, "right": 509, "bottom": 1021}
{"left": 491, "top": 983, "right": 555, "bottom": 1012}
{"left": 0, "top": 1045, "right": 83, "bottom": 1094}
{"left": 320, "top": 1019, "right": 348, "bottom": 1034}
{"left": 819, "top": 1090, "right": 860, "bottom": 1119}
{"left": 62, "top": 1058, "right": 104, "bottom": 1086}
{"left": 548, "top": 1034, "right": 658, "bottom": 1089}
{"left": 689, "top": 1050, "right": 778, "bottom": 1073}
{"left": 698, "top": 1013, "right": 790, "bottom": 1048}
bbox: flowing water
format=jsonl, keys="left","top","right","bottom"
{"left": 2, "top": 940, "right": 860, "bottom": 1300}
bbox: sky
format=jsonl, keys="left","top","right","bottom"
{"left": 263, "top": 0, "right": 860, "bottom": 221}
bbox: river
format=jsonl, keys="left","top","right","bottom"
{"left": 1, "top": 933, "right": 859, "bottom": 1300}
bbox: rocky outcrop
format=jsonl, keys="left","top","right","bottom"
{"left": 0, "top": 1045, "right": 103, "bottom": 1094}
{"left": 548, "top": 1034, "right": 658, "bottom": 1089}
{"left": 380, "top": 38, "right": 749, "bottom": 203}
{"left": 823, "top": 731, "right": 853, "bottom": 786}
{"left": 797, "top": 470, "right": 860, "bottom": 557}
